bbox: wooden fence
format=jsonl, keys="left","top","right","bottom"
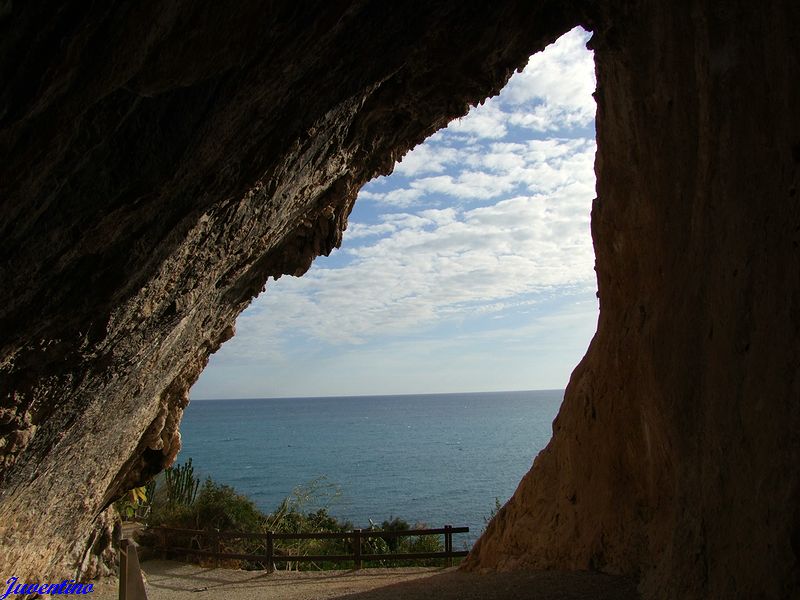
{"left": 150, "top": 524, "right": 469, "bottom": 570}
{"left": 119, "top": 538, "right": 148, "bottom": 600}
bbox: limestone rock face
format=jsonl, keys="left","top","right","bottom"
{"left": 1, "top": 1, "right": 798, "bottom": 598}
{"left": 466, "top": 3, "right": 800, "bottom": 599}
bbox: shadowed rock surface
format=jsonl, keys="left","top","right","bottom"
{"left": 0, "top": 1, "right": 798, "bottom": 599}
{"left": 467, "top": 5, "right": 800, "bottom": 599}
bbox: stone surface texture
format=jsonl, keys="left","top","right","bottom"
{"left": 0, "top": 0, "right": 581, "bottom": 584}
{"left": 466, "top": 3, "right": 800, "bottom": 600}
{"left": 0, "top": 1, "right": 798, "bottom": 599}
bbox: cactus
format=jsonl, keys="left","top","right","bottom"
{"left": 164, "top": 458, "right": 200, "bottom": 507}
{"left": 145, "top": 477, "right": 157, "bottom": 503}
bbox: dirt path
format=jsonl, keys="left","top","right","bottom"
{"left": 91, "top": 560, "right": 640, "bottom": 600}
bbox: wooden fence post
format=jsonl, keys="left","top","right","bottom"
{"left": 213, "top": 530, "right": 220, "bottom": 568}
{"left": 445, "top": 524, "right": 453, "bottom": 567}
{"left": 119, "top": 538, "right": 149, "bottom": 600}
{"left": 353, "top": 529, "right": 362, "bottom": 570}
{"left": 157, "top": 528, "right": 166, "bottom": 561}
{"left": 120, "top": 538, "right": 128, "bottom": 597}
{"left": 266, "top": 531, "right": 274, "bottom": 573}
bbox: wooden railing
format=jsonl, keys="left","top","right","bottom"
{"left": 119, "top": 538, "right": 148, "bottom": 600}
{"left": 150, "top": 524, "right": 469, "bottom": 570}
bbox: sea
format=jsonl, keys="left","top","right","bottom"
{"left": 178, "top": 389, "right": 563, "bottom": 547}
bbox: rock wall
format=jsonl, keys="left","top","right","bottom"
{"left": 1, "top": 1, "right": 798, "bottom": 598}
{"left": 466, "top": 3, "right": 800, "bottom": 599}
{"left": 0, "top": 0, "right": 581, "bottom": 583}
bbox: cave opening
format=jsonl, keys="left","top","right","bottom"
{"left": 179, "top": 27, "right": 598, "bottom": 546}
{"left": 2, "top": 4, "right": 796, "bottom": 594}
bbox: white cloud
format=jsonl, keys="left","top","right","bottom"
{"left": 217, "top": 136, "right": 596, "bottom": 355}
{"left": 394, "top": 144, "right": 460, "bottom": 177}
{"left": 344, "top": 221, "right": 398, "bottom": 240}
{"left": 418, "top": 208, "right": 458, "bottom": 226}
{"left": 359, "top": 137, "right": 595, "bottom": 208}
{"left": 413, "top": 171, "right": 517, "bottom": 200}
{"left": 210, "top": 123, "right": 596, "bottom": 361}
{"left": 192, "top": 26, "right": 598, "bottom": 398}
{"left": 447, "top": 98, "right": 508, "bottom": 139}
{"left": 501, "top": 27, "right": 595, "bottom": 131}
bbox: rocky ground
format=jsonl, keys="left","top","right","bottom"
{"left": 91, "top": 560, "right": 640, "bottom": 599}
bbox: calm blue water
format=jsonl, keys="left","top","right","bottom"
{"left": 178, "top": 389, "right": 562, "bottom": 546}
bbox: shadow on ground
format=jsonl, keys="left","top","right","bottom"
{"left": 332, "top": 570, "right": 640, "bottom": 600}
{"left": 103, "top": 560, "right": 640, "bottom": 600}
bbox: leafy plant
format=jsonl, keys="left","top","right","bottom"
{"left": 114, "top": 485, "right": 149, "bottom": 520}
{"left": 362, "top": 518, "right": 445, "bottom": 567}
{"left": 193, "top": 478, "right": 264, "bottom": 532}
{"left": 482, "top": 496, "right": 504, "bottom": 533}
{"left": 265, "top": 477, "right": 350, "bottom": 569}
{"left": 371, "top": 516, "right": 410, "bottom": 551}
{"left": 265, "top": 476, "right": 342, "bottom": 530}
{"left": 143, "top": 467, "right": 458, "bottom": 571}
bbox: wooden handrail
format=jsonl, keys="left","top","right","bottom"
{"left": 148, "top": 524, "right": 469, "bottom": 570}
{"left": 151, "top": 525, "right": 468, "bottom": 539}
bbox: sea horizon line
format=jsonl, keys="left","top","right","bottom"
{"left": 189, "top": 388, "right": 566, "bottom": 402}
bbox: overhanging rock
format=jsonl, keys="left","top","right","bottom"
{"left": 1, "top": 2, "right": 798, "bottom": 598}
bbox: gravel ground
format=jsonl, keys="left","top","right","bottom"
{"left": 91, "top": 560, "right": 640, "bottom": 600}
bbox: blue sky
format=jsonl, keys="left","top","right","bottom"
{"left": 191, "top": 27, "right": 598, "bottom": 399}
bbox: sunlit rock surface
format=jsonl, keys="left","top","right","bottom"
{"left": 1, "top": 1, "right": 798, "bottom": 598}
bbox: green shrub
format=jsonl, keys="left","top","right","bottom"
{"left": 377, "top": 516, "right": 410, "bottom": 551}
{"left": 361, "top": 520, "right": 446, "bottom": 568}
{"left": 193, "top": 478, "right": 264, "bottom": 532}
{"left": 143, "top": 468, "right": 458, "bottom": 570}
{"left": 149, "top": 501, "right": 196, "bottom": 530}
{"left": 482, "top": 497, "right": 504, "bottom": 533}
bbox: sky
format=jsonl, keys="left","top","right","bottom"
{"left": 191, "top": 27, "right": 598, "bottom": 399}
